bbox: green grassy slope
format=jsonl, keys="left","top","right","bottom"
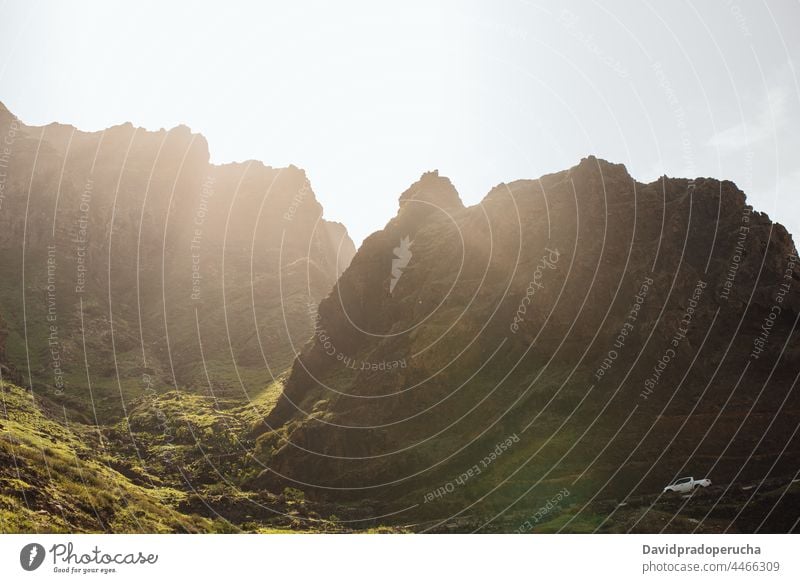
{"left": 0, "top": 382, "right": 230, "bottom": 532}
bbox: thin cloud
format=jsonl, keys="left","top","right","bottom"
{"left": 707, "top": 81, "right": 790, "bottom": 153}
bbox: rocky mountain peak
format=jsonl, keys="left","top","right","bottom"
{"left": 258, "top": 155, "right": 800, "bottom": 525}
{"left": 564, "top": 154, "right": 634, "bottom": 187}
{"left": 398, "top": 169, "right": 464, "bottom": 213}
{"left": 0, "top": 101, "right": 354, "bottom": 416}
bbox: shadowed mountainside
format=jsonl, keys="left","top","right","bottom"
{"left": 0, "top": 99, "right": 797, "bottom": 533}
{"left": 255, "top": 157, "right": 800, "bottom": 531}
{"left": 0, "top": 101, "right": 354, "bottom": 421}
{"left": 0, "top": 102, "right": 360, "bottom": 533}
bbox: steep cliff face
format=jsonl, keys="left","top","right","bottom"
{"left": 0, "top": 313, "right": 7, "bottom": 372}
{"left": 257, "top": 157, "right": 800, "bottom": 526}
{"left": 0, "top": 103, "right": 354, "bottom": 418}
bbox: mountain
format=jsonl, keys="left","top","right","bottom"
{"left": 254, "top": 157, "right": 800, "bottom": 532}
{"left": 0, "top": 102, "right": 354, "bottom": 421}
{"left": 0, "top": 102, "right": 364, "bottom": 533}
{"left": 1, "top": 98, "right": 798, "bottom": 533}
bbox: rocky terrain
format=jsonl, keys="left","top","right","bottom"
{"left": 0, "top": 102, "right": 360, "bottom": 533}
{"left": 256, "top": 157, "right": 800, "bottom": 531}
{"left": 0, "top": 101, "right": 354, "bottom": 420}
{"left": 0, "top": 100, "right": 797, "bottom": 533}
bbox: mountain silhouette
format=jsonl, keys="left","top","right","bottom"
{"left": 255, "top": 156, "right": 799, "bottom": 529}
{"left": 0, "top": 102, "right": 354, "bottom": 419}
{"left": 1, "top": 102, "right": 798, "bottom": 533}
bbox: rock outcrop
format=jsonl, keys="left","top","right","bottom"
{"left": 256, "top": 157, "right": 800, "bottom": 528}
{"left": 0, "top": 102, "right": 355, "bottom": 418}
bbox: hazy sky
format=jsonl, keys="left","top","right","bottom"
{"left": 1, "top": 0, "right": 798, "bottom": 246}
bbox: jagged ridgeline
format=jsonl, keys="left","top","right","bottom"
{"left": 1, "top": 99, "right": 799, "bottom": 532}
{"left": 255, "top": 158, "right": 800, "bottom": 528}
{"left": 0, "top": 102, "right": 354, "bottom": 420}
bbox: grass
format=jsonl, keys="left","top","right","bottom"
{"left": 0, "top": 381, "right": 228, "bottom": 533}
{"left": 0, "top": 377, "right": 353, "bottom": 533}
{"left": 530, "top": 508, "right": 609, "bottom": 533}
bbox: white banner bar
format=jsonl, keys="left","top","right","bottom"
{"left": 1, "top": 534, "right": 797, "bottom": 582}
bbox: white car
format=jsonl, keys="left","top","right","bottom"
{"left": 663, "top": 476, "right": 711, "bottom": 494}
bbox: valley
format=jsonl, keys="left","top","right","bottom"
{"left": 0, "top": 102, "right": 798, "bottom": 533}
